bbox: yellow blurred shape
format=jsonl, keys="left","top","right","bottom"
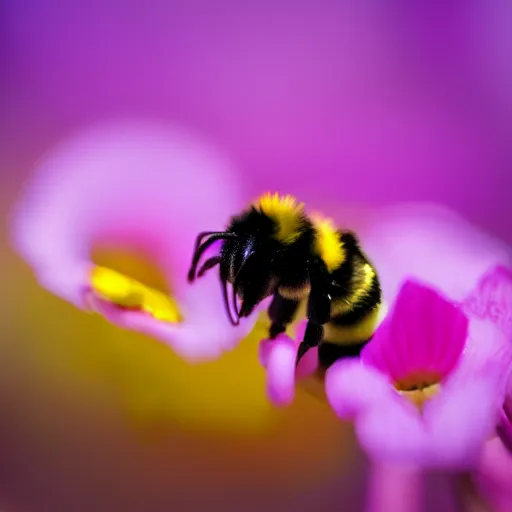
{"left": 9, "top": 239, "right": 346, "bottom": 440}
{"left": 4, "top": 237, "right": 356, "bottom": 491}
{"left": 90, "top": 266, "right": 182, "bottom": 323}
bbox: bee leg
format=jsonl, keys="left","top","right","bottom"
{"left": 296, "top": 300, "right": 330, "bottom": 365}
{"left": 268, "top": 292, "right": 300, "bottom": 339}
{"left": 296, "top": 262, "right": 332, "bottom": 366}
{"left": 296, "top": 322, "right": 324, "bottom": 366}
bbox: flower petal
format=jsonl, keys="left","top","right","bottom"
{"left": 419, "top": 321, "right": 508, "bottom": 467}
{"left": 474, "top": 437, "right": 512, "bottom": 511}
{"left": 360, "top": 318, "right": 398, "bottom": 376}
{"left": 420, "top": 373, "right": 502, "bottom": 468}
{"left": 497, "top": 412, "right": 512, "bottom": 454}
{"left": 10, "top": 121, "right": 254, "bottom": 361}
{"left": 399, "top": 280, "right": 467, "bottom": 379}
{"left": 259, "top": 335, "right": 297, "bottom": 406}
{"left": 328, "top": 353, "right": 504, "bottom": 468}
{"left": 362, "top": 279, "right": 468, "bottom": 382}
{"left": 463, "top": 264, "right": 512, "bottom": 340}
{"left": 366, "top": 462, "right": 423, "bottom": 512}
{"left": 462, "top": 269, "right": 512, "bottom": 455}
{"left": 356, "top": 400, "right": 429, "bottom": 467}
{"left": 453, "top": 319, "right": 512, "bottom": 408}
{"left": 362, "top": 203, "right": 512, "bottom": 306}
{"left": 97, "top": 272, "right": 256, "bottom": 363}
{"left": 326, "top": 360, "right": 431, "bottom": 464}
{"left": 258, "top": 323, "right": 320, "bottom": 406}
{"left": 498, "top": 373, "right": 512, "bottom": 454}
{"left": 325, "top": 358, "right": 396, "bottom": 419}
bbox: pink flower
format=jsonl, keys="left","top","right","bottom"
{"left": 473, "top": 436, "right": 512, "bottom": 512}
{"left": 257, "top": 204, "right": 512, "bottom": 415}
{"left": 498, "top": 387, "right": 512, "bottom": 454}
{"left": 361, "top": 203, "right": 512, "bottom": 305}
{"left": 463, "top": 264, "right": 512, "bottom": 341}
{"left": 462, "top": 265, "right": 512, "bottom": 456}
{"left": 10, "top": 121, "right": 256, "bottom": 362}
{"left": 258, "top": 321, "right": 321, "bottom": 407}
{"left": 325, "top": 279, "right": 510, "bottom": 469}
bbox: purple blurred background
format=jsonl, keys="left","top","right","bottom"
{"left": 2, "top": 1, "right": 512, "bottom": 241}
{"left": 1, "top": 1, "right": 511, "bottom": 510}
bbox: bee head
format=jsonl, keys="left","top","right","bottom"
{"left": 221, "top": 235, "right": 276, "bottom": 321}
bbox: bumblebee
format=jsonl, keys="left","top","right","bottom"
{"left": 187, "top": 192, "right": 382, "bottom": 371}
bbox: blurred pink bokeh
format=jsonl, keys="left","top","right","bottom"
{"left": 2, "top": 1, "right": 512, "bottom": 511}
{"left": 2, "top": 1, "right": 512, "bottom": 242}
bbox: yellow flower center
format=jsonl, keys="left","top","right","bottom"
{"left": 394, "top": 372, "right": 442, "bottom": 410}
{"left": 89, "top": 245, "right": 182, "bottom": 323}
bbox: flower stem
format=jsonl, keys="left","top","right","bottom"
{"left": 365, "top": 462, "right": 422, "bottom": 512}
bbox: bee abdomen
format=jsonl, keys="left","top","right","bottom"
{"left": 321, "top": 269, "right": 382, "bottom": 356}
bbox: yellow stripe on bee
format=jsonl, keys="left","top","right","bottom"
{"left": 311, "top": 214, "right": 345, "bottom": 272}
{"left": 278, "top": 283, "right": 311, "bottom": 300}
{"left": 324, "top": 307, "right": 381, "bottom": 345}
{"left": 255, "top": 192, "right": 306, "bottom": 244}
{"left": 330, "top": 263, "right": 376, "bottom": 316}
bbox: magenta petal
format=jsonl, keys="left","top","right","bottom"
{"left": 360, "top": 319, "right": 395, "bottom": 376}
{"left": 368, "top": 279, "right": 468, "bottom": 382}
{"left": 331, "top": 299, "right": 508, "bottom": 468}
{"left": 10, "top": 122, "right": 254, "bottom": 362}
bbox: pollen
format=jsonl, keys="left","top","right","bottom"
{"left": 255, "top": 192, "right": 306, "bottom": 244}
{"left": 394, "top": 372, "right": 442, "bottom": 411}
{"left": 311, "top": 213, "right": 345, "bottom": 272}
{"left": 90, "top": 266, "right": 182, "bottom": 323}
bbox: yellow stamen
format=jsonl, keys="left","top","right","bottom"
{"left": 394, "top": 372, "right": 442, "bottom": 411}
{"left": 397, "top": 384, "right": 441, "bottom": 411}
{"left": 90, "top": 266, "right": 182, "bottom": 323}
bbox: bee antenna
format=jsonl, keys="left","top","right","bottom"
{"left": 197, "top": 255, "right": 221, "bottom": 277}
{"left": 232, "top": 275, "right": 241, "bottom": 320}
{"left": 188, "top": 232, "right": 235, "bottom": 282}
{"left": 193, "top": 231, "right": 223, "bottom": 253}
{"left": 231, "top": 248, "right": 256, "bottom": 319}
{"left": 221, "top": 274, "right": 239, "bottom": 325}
